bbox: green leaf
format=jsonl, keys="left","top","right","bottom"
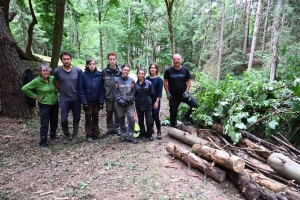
{"left": 268, "top": 120, "right": 278, "bottom": 129}
{"left": 247, "top": 116, "right": 258, "bottom": 124}
{"left": 235, "top": 123, "right": 247, "bottom": 129}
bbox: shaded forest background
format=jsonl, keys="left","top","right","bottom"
{"left": 1, "top": 0, "right": 300, "bottom": 146}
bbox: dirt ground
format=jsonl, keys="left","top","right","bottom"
{"left": 0, "top": 98, "right": 245, "bottom": 200}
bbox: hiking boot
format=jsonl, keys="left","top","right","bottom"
{"left": 93, "top": 134, "right": 103, "bottom": 140}
{"left": 121, "top": 135, "right": 126, "bottom": 142}
{"left": 127, "top": 137, "right": 138, "bottom": 144}
{"left": 148, "top": 136, "right": 154, "bottom": 141}
{"left": 87, "top": 137, "right": 93, "bottom": 143}
{"left": 51, "top": 137, "right": 59, "bottom": 143}
{"left": 103, "top": 129, "right": 114, "bottom": 137}
{"left": 141, "top": 136, "right": 146, "bottom": 141}
{"left": 157, "top": 130, "right": 162, "bottom": 140}
{"left": 115, "top": 128, "right": 121, "bottom": 136}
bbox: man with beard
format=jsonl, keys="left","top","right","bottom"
{"left": 54, "top": 52, "right": 82, "bottom": 143}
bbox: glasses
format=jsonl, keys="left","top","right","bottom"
{"left": 41, "top": 70, "right": 49, "bottom": 72}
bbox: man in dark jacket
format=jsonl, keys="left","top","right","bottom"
{"left": 114, "top": 64, "right": 138, "bottom": 144}
{"left": 102, "top": 52, "right": 122, "bottom": 136}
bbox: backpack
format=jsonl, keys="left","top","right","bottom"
{"left": 23, "top": 69, "right": 36, "bottom": 107}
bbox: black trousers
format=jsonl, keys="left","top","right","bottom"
{"left": 137, "top": 110, "right": 153, "bottom": 138}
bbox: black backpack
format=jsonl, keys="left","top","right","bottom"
{"left": 23, "top": 69, "right": 36, "bottom": 107}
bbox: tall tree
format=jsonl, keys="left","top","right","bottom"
{"left": 50, "top": 0, "right": 67, "bottom": 71}
{"left": 0, "top": 8, "right": 34, "bottom": 118}
{"left": 243, "top": 0, "right": 251, "bottom": 66}
{"left": 164, "top": 0, "right": 175, "bottom": 55}
{"left": 217, "top": 1, "right": 225, "bottom": 83}
{"left": 247, "top": 0, "right": 262, "bottom": 71}
{"left": 26, "top": 0, "right": 38, "bottom": 60}
{"left": 261, "top": 0, "right": 271, "bottom": 52}
{"left": 270, "top": 0, "right": 284, "bottom": 83}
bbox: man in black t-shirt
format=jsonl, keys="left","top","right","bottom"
{"left": 163, "top": 54, "right": 198, "bottom": 127}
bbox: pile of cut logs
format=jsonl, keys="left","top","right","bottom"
{"left": 166, "top": 121, "right": 300, "bottom": 200}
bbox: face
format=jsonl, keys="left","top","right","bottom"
{"left": 40, "top": 66, "right": 50, "bottom": 79}
{"left": 149, "top": 65, "right": 157, "bottom": 75}
{"left": 137, "top": 70, "right": 145, "bottom": 81}
{"left": 108, "top": 55, "right": 117, "bottom": 67}
{"left": 172, "top": 55, "right": 182, "bottom": 67}
{"left": 87, "top": 61, "right": 96, "bottom": 72}
{"left": 122, "top": 66, "right": 130, "bottom": 78}
{"left": 61, "top": 55, "right": 72, "bottom": 67}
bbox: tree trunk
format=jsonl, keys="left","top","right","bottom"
{"left": 267, "top": 153, "right": 300, "bottom": 184}
{"left": 26, "top": 0, "right": 38, "bottom": 60}
{"left": 245, "top": 169, "right": 300, "bottom": 200}
{"left": 247, "top": 0, "right": 262, "bottom": 71}
{"left": 166, "top": 143, "right": 226, "bottom": 183}
{"left": 127, "top": 6, "right": 131, "bottom": 67}
{"left": 164, "top": 0, "right": 175, "bottom": 55}
{"left": 270, "top": 0, "right": 283, "bottom": 83}
{"left": 242, "top": 0, "right": 251, "bottom": 67}
{"left": 217, "top": 1, "right": 225, "bottom": 83}
{"left": 97, "top": 0, "right": 104, "bottom": 69}
{"left": 50, "top": 0, "right": 67, "bottom": 72}
{"left": 261, "top": 0, "right": 271, "bottom": 52}
{"left": 227, "top": 170, "right": 287, "bottom": 200}
{"left": 0, "top": 9, "right": 34, "bottom": 118}
{"left": 192, "top": 144, "right": 245, "bottom": 173}
{"left": 167, "top": 127, "right": 211, "bottom": 147}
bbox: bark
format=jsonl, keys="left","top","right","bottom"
{"left": 97, "top": 0, "right": 104, "bottom": 69}
{"left": 164, "top": 0, "right": 175, "bottom": 55}
{"left": 270, "top": 0, "right": 283, "bottom": 83}
{"left": 176, "top": 121, "right": 199, "bottom": 136}
{"left": 227, "top": 170, "right": 287, "bottom": 200}
{"left": 247, "top": 0, "right": 262, "bottom": 70}
{"left": 243, "top": 0, "right": 251, "bottom": 67}
{"left": 167, "top": 127, "right": 211, "bottom": 147}
{"left": 262, "top": 0, "right": 271, "bottom": 52}
{"left": 267, "top": 153, "right": 300, "bottom": 184}
{"left": 239, "top": 138, "right": 271, "bottom": 158}
{"left": 192, "top": 144, "right": 245, "bottom": 173}
{"left": 217, "top": 1, "right": 225, "bottom": 83}
{"left": 166, "top": 143, "right": 226, "bottom": 183}
{"left": 0, "top": 9, "right": 35, "bottom": 118}
{"left": 245, "top": 169, "right": 299, "bottom": 200}
{"left": 50, "top": 0, "right": 67, "bottom": 72}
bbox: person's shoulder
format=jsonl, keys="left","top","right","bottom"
{"left": 182, "top": 66, "right": 189, "bottom": 71}
{"left": 54, "top": 66, "right": 62, "bottom": 72}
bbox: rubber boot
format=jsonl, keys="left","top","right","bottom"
{"left": 62, "top": 126, "right": 70, "bottom": 144}
{"left": 157, "top": 130, "right": 162, "bottom": 140}
{"left": 72, "top": 123, "right": 79, "bottom": 143}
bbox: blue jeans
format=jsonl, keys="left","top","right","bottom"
{"left": 38, "top": 102, "right": 59, "bottom": 146}
{"left": 59, "top": 99, "right": 81, "bottom": 128}
{"left": 169, "top": 95, "right": 198, "bottom": 127}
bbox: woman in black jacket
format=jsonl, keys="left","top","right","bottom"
{"left": 135, "top": 68, "right": 156, "bottom": 141}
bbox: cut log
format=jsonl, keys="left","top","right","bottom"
{"left": 192, "top": 144, "right": 245, "bottom": 173}
{"left": 244, "top": 169, "right": 300, "bottom": 200}
{"left": 239, "top": 138, "right": 271, "bottom": 158}
{"left": 226, "top": 170, "right": 287, "bottom": 200}
{"left": 176, "top": 121, "right": 199, "bottom": 136}
{"left": 166, "top": 143, "right": 226, "bottom": 183}
{"left": 267, "top": 153, "right": 300, "bottom": 184}
{"left": 167, "top": 127, "right": 211, "bottom": 147}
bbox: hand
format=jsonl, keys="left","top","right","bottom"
{"left": 98, "top": 103, "right": 103, "bottom": 110}
{"left": 118, "top": 99, "right": 128, "bottom": 107}
{"left": 153, "top": 101, "right": 158, "bottom": 110}
{"left": 166, "top": 92, "right": 172, "bottom": 101}
{"left": 182, "top": 91, "right": 190, "bottom": 99}
{"left": 83, "top": 104, "right": 89, "bottom": 110}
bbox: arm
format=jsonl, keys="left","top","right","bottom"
{"left": 114, "top": 80, "right": 123, "bottom": 102}
{"left": 163, "top": 79, "right": 169, "bottom": 92}
{"left": 22, "top": 79, "right": 38, "bottom": 99}
{"left": 77, "top": 74, "right": 87, "bottom": 105}
{"left": 186, "top": 79, "right": 191, "bottom": 92}
{"left": 99, "top": 76, "right": 105, "bottom": 104}
{"left": 129, "top": 80, "right": 135, "bottom": 103}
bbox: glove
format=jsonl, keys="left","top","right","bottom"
{"left": 83, "top": 104, "right": 89, "bottom": 110}
{"left": 98, "top": 103, "right": 103, "bottom": 110}
{"left": 182, "top": 91, "right": 190, "bottom": 99}
{"left": 166, "top": 92, "right": 172, "bottom": 101}
{"left": 118, "top": 99, "right": 128, "bottom": 107}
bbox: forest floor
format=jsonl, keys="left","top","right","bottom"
{"left": 0, "top": 98, "right": 245, "bottom": 200}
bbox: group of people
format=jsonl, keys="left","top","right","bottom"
{"left": 22, "top": 52, "right": 198, "bottom": 148}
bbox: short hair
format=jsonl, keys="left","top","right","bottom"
{"left": 37, "top": 63, "right": 52, "bottom": 72}
{"left": 172, "top": 53, "right": 182, "bottom": 60}
{"left": 60, "top": 52, "right": 72, "bottom": 60}
{"left": 136, "top": 68, "right": 145, "bottom": 76}
{"left": 148, "top": 63, "right": 159, "bottom": 75}
{"left": 107, "top": 52, "right": 117, "bottom": 60}
{"left": 121, "top": 64, "right": 130, "bottom": 69}
{"left": 86, "top": 58, "right": 96, "bottom": 66}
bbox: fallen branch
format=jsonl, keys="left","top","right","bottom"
{"left": 271, "top": 135, "right": 300, "bottom": 156}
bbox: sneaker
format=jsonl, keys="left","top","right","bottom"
{"left": 148, "top": 136, "right": 154, "bottom": 141}
{"left": 157, "top": 130, "right": 162, "bottom": 140}
{"left": 51, "top": 137, "right": 59, "bottom": 143}
{"left": 86, "top": 137, "right": 93, "bottom": 143}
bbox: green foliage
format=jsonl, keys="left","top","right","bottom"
{"left": 177, "top": 70, "right": 300, "bottom": 144}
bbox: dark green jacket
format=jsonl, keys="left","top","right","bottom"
{"left": 22, "top": 76, "right": 58, "bottom": 105}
